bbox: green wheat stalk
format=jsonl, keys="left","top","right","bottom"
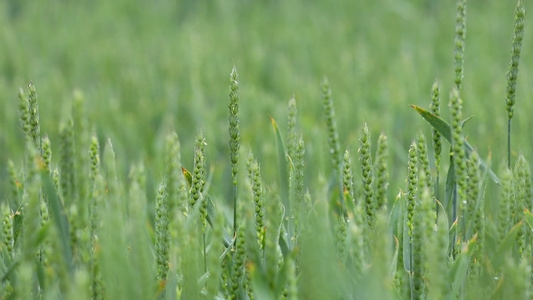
{"left": 506, "top": 0, "right": 526, "bottom": 169}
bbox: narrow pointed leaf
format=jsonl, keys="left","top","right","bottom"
{"left": 388, "top": 190, "right": 405, "bottom": 236}
{"left": 42, "top": 169, "right": 73, "bottom": 272}
{"left": 410, "top": 105, "right": 500, "bottom": 185}
{"left": 270, "top": 116, "right": 291, "bottom": 249}
{"left": 402, "top": 213, "right": 411, "bottom": 272}
{"left": 448, "top": 220, "right": 457, "bottom": 256}
{"left": 449, "top": 234, "right": 477, "bottom": 298}
{"left": 461, "top": 116, "right": 474, "bottom": 128}
{"left": 435, "top": 199, "right": 448, "bottom": 224}
{"left": 524, "top": 209, "right": 533, "bottom": 230}
{"left": 389, "top": 236, "right": 400, "bottom": 276}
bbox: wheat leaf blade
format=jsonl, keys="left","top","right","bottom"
{"left": 411, "top": 105, "right": 500, "bottom": 185}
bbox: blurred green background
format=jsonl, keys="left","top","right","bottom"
{"left": 1, "top": 0, "right": 532, "bottom": 208}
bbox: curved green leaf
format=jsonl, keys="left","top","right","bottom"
{"left": 524, "top": 209, "right": 533, "bottom": 229}
{"left": 410, "top": 105, "right": 500, "bottom": 185}
{"left": 491, "top": 220, "right": 523, "bottom": 271}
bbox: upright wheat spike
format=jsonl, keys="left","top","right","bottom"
{"left": 27, "top": 83, "right": 41, "bottom": 150}
{"left": 430, "top": 81, "right": 442, "bottom": 213}
{"left": 412, "top": 172, "right": 433, "bottom": 300}
{"left": 228, "top": 67, "right": 240, "bottom": 237}
{"left": 287, "top": 96, "right": 298, "bottom": 161}
{"left": 359, "top": 123, "right": 374, "bottom": 230}
{"left": 155, "top": 181, "right": 169, "bottom": 281}
{"left": 375, "top": 133, "right": 388, "bottom": 211}
{"left": 248, "top": 152, "right": 265, "bottom": 249}
{"left": 342, "top": 148, "right": 354, "bottom": 205}
{"left": 454, "top": 0, "right": 467, "bottom": 90}
{"left": 322, "top": 78, "right": 341, "bottom": 176}
{"left": 506, "top": 0, "right": 526, "bottom": 169}
{"left": 407, "top": 141, "right": 418, "bottom": 237}
{"left": 294, "top": 136, "right": 305, "bottom": 236}
{"left": 450, "top": 89, "right": 467, "bottom": 234}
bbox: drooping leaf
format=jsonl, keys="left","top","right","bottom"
{"left": 410, "top": 105, "right": 500, "bottom": 185}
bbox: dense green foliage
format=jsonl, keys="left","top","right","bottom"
{"left": 1, "top": 0, "right": 533, "bottom": 299}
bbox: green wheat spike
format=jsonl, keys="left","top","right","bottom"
{"left": 514, "top": 155, "right": 528, "bottom": 258}
{"left": 7, "top": 160, "right": 21, "bottom": 204}
{"left": 498, "top": 167, "right": 513, "bottom": 242}
{"left": 294, "top": 135, "right": 305, "bottom": 236}
{"left": 27, "top": 82, "right": 41, "bottom": 150}
{"left": 42, "top": 135, "right": 52, "bottom": 174}
{"left": 467, "top": 151, "right": 483, "bottom": 280}
{"left": 2, "top": 203, "right": 14, "bottom": 260}
{"left": 249, "top": 157, "right": 265, "bottom": 249}
{"left": 228, "top": 67, "right": 240, "bottom": 237}
{"left": 506, "top": 0, "right": 526, "bottom": 169}
{"left": 454, "top": 0, "right": 467, "bottom": 90}
{"left": 375, "top": 132, "right": 389, "bottom": 211}
{"left": 18, "top": 88, "right": 30, "bottom": 140}
{"left": 359, "top": 123, "right": 374, "bottom": 230}
{"left": 154, "top": 181, "right": 169, "bottom": 281}
{"left": 59, "top": 118, "right": 77, "bottom": 207}
{"left": 416, "top": 132, "right": 432, "bottom": 193}
{"left": 287, "top": 95, "right": 298, "bottom": 162}
{"left": 430, "top": 80, "right": 442, "bottom": 213}
{"left": 407, "top": 141, "right": 418, "bottom": 237}
{"left": 322, "top": 78, "right": 341, "bottom": 176}
{"left": 230, "top": 223, "right": 246, "bottom": 300}
{"left": 450, "top": 89, "right": 467, "bottom": 233}
{"left": 412, "top": 172, "right": 433, "bottom": 300}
